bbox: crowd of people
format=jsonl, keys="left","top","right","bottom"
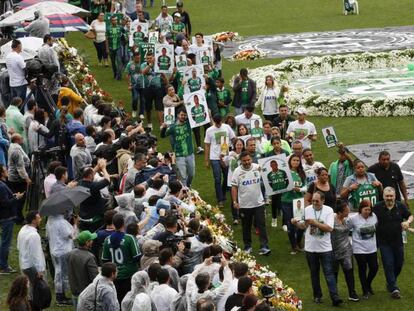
{"left": 0, "top": 0, "right": 413, "bottom": 311}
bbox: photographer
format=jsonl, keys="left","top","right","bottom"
{"left": 181, "top": 227, "right": 213, "bottom": 275}
{"left": 165, "top": 180, "right": 195, "bottom": 213}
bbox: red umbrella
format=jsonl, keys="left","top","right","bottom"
{"left": 18, "top": 0, "right": 67, "bottom": 8}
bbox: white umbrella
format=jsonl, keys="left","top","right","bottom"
{"left": 0, "top": 37, "right": 43, "bottom": 64}
{"left": 0, "top": 1, "right": 89, "bottom": 27}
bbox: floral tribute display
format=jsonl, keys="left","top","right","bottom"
{"left": 212, "top": 31, "right": 242, "bottom": 42}
{"left": 242, "top": 49, "right": 414, "bottom": 116}
{"left": 56, "top": 38, "right": 113, "bottom": 104}
{"left": 232, "top": 48, "right": 266, "bottom": 61}
{"left": 189, "top": 190, "right": 302, "bottom": 311}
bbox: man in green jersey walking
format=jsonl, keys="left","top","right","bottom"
{"left": 102, "top": 213, "right": 140, "bottom": 305}
{"left": 267, "top": 160, "right": 288, "bottom": 192}
{"left": 106, "top": 15, "right": 124, "bottom": 80}
{"left": 161, "top": 107, "right": 195, "bottom": 186}
{"left": 125, "top": 52, "right": 144, "bottom": 118}
{"left": 216, "top": 77, "right": 232, "bottom": 117}
{"left": 190, "top": 95, "right": 206, "bottom": 124}
{"left": 157, "top": 47, "right": 171, "bottom": 71}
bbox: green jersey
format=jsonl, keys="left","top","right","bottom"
{"left": 171, "top": 22, "right": 185, "bottom": 39}
{"left": 133, "top": 31, "right": 145, "bottom": 46}
{"left": 140, "top": 62, "right": 162, "bottom": 88}
{"left": 241, "top": 80, "right": 249, "bottom": 106}
{"left": 176, "top": 60, "right": 187, "bottom": 68}
{"left": 165, "top": 121, "right": 194, "bottom": 157}
{"left": 138, "top": 43, "right": 155, "bottom": 64}
{"left": 125, "top": 61, "right": 143, "bottom": 87}
{"left": 106, "top": 25, "right": 123, "bottom": 50}
{"left": 191, "top": 105, "right": 206, "bottom": 124}
{"left": 350, "top": 183, "right": 379, "bottom": 210}
{"left": 165, "top": 114, "right": 174, "bottom": 124}
{"left": 251, "top": 127, "right": 263, "bottom": 137}
{"left": 188, "top": 77, "right": 202, "bottom": 92}
{"left": 157, "top": 55, "right": 171, "bottom": 71}
{"left": 325, "top": 134, "right": 337, "bottom": 147}
{"left": 267, "top": 170, "right": 288, "bottom": 192}
{"left": 102, "top": 233, "right": 139, "bottom": 280}
{"left": 282, "top": 171, "right": 304, "bottom": 203}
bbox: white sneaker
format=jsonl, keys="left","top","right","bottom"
{"left": 196, "top": 146, "right": 204, "bottom": 154}
{"left": 147, "top": 123, "right": 153, "bottom": 129}
{"left": 139, "top": 114, "right": 145, "bottom": 120}
{"left": 282, "top": 225, "right": 288, "bottom": 232}
{"left": 271, "top": 218, "right": 277, "bottom": 227}
{"left": 132, "top": 110, "right": 137, "bottom": 118}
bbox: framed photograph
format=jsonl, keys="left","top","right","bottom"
{"left": 293, "top": 198, "right": 305, "bottom": 221}
{"left": 183, "top": 90, "right": 210, "bottom": 128}
{"left": 129, "top": 21, "right": 149, "bottom": 47}
{"left": 250, "top": 119, "right": 264, "bottom": 138}
{"left": 196, "top": 47, "right": 213, "bottom": 65}
{"left": 138, "top": 43, "right": 155, "bottom": 64}
{"left": 258, "top": 154, "right": 293, "bottom": 196}
{"left": 175, "top": 55, "right": 187, "bottom": 71}
{"left": 154, "top": 44, "right": 174, "bottom": 74}
{"left": 322, "top": 126, "right": 338, "bottom": 148}
{"left": 183, "top": 65, "right": 205, "bottom": 94}
{"left": 164, "top": 107, "right": 175, "bottom": 125}
{"left": 159, "top": 19, "right": 172, "bottom": 37}
{"left": 148, "top": 31, "right": 159, "bottom": 44}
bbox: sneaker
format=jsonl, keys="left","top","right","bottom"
{"left": 56, "top": 299, "right": 73, "bottom": 306}
{"left": 139, "top": 114, "right": 145, "bottom": 120}
{"left": 0, "top": 266, "right": 16, "bottom": 274}
{"left": 391, "top": 289, "right": 401, "bottom": 299}
{"left": 362, "top": 293, "right": 369, "bottom": 300}
{"left": 332, "top": 297, "right": 343, "bottom": 306}
{"left": 233, "top": 219, "right": 239, "bottom": 225}
{"left": 147, "top": 123, "right": 153, "bottom": 130}
{"left": 313, "top": 297, "right": 323, "bottom": 304}
{"left": 196, "top": 146, "right": 204, "bottom": 154}
{"left": 271, "top": 218, "right": 277, "bottom": 227}
{"left": 243, "top": 246, "right": 252, "bottom": 254}
{"left": 348, "top": 293, "right": 360, "bottom": 302}
{"left": 218, "top": 201, "right": 225, "bottom": 208}
{"left": 258, "top": 247, "right": 271, "bottom": 256}
{"left": 290, "top": 249, "right": 297, "bottom": 255}
{"left": 282, "top": 225, "right": 288, "bottom": 232}
{"left": 132, "top": 110, "right": 137, "bottom": 118}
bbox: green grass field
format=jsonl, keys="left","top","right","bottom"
{"left": 2, "top": 0, "right": 414, "bottom": 309}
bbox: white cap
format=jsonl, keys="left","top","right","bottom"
{"left": 296, "top": 107, "right": 307, "bottom": 115}
{"left": 174, "top": 12, "right": 181, "bottom": 18}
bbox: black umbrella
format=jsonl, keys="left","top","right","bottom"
{"left": 39, "top": 186, "right": 90, "bottom": 216}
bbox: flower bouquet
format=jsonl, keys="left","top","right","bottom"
{"left": 232, "top": 49, "right": 266, "bottom": 61}
{"left": 212, "top": 31, "right": 242, "bottom": 43}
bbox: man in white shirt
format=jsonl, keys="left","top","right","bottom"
{"left": 38, "top": 34, "right": 60, "bottom": 72}
{"left": 231, "top": 151, "right": 270, "bottom": 256}
{"left": 302, "top": 148, "right": 325, "bottom": 184}
{"left": 234, "top": 106, "right": 261, "bottom": 130}
{"left": 5, "top": 39, "right": 27, "bottom": 102}
{"left": 150, "top": 268, "right": 178, "bottom": 311}
{"left": 17, "top": 211, "right": 47, "bottom": 305}
{"left": 204, "top": 114, "right": 236, "bottom": 207}
{"left": 292, "top": 191, "right": 342, "bottom": 306}
{"left": 286, "top": 107, "right": 317, "bottom": 149}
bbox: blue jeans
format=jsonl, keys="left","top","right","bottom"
{"left": 131, "top": 85, "right": 145, "bottom": 114}
{"left": 176, "top": 154, "right": 195, "bottom": 187}
{"left": 109, "top": 48, "right": 123, "bottom": 80}
{"left": 379, "top": 244, "right": 404, "bottom": 292}
{"left": 281, "top": 202, "right": 303, "bottom": 248}
{"left": 210, "top": 160, "right": 228, "bottom": 203}
{"left": 306, "top": 251, "right": 339, "bottom": 301}
{"left": 0, "top": 219, "right": 15, "bottom": 269}
{"left": 10, "top": 85, "right": 27, "bottom": 102}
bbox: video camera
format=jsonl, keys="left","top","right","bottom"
{"left": 165, "top": 233, "right": 194, "bottom": 250}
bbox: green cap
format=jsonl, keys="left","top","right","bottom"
{"left": 77, "top": 230, "right": 97, "bottom": 245}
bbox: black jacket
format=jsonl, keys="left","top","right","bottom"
{"left": 0, "top": 180, "right": 17, "bottom": 220}
{"left": 79, "top": 179, "right": 110, "bottom": 219}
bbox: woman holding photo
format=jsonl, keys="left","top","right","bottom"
{"left": 255, "top": 75, "right": 280, "bottom": 122}
{"left": 281, "top": 154, "right": 307, "bottom": 254}
{"left": 347, "top": 199, "right": 378, "bottom": 299}
{"left": 222, "top": 138, "right": 245, "bottom": 224}
{"left": 305, "top": 167, "right": 337, "bottom": 210}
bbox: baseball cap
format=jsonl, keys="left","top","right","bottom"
{"left": 174, "top": 13, "right": 181, "bottom": 18}
{"left": 176, "top": 1, "right": 183, "bottom": 7}
{"left": 296, "top": 107, "right": 307, "bottom": 115}
{"left": 77, "top": 230, "right": 97, "bottom": 245}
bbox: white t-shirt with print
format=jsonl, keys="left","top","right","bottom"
{"left": 204, "top": 124, "right": 235, "bottom": 160}
{"left": 231, "top": 163, "right": 264, "bottom": 209}
{"left": 348, "top": 213, "right": 378, "bottom": 254}
{"left": 234, "top": 113, "right": 261, "bottom": 130}
{"left": 304, "top": 204, "right": 334, "bottom": 252}
{"left": 286, "top": 120, "right": 316, "bottom": 149}
{"left": 303, "top": 161, "right": 325, "bottom": 184}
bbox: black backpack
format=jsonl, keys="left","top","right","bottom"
{"left": 32, "top": 277, "right": 52, "bottom": 309}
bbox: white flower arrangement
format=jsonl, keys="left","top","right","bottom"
{"left": 234, "top": 49, "right": 414, "bottom": 116}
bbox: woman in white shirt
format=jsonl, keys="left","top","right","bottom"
{"left": 90, "top": 12, "right": 108, "bottom": 67}
{"left": 347, "top": 199, "right": 378, "bottom": 299}
{"left": 255, "top": 75, "right": 280, "bottom": 122}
